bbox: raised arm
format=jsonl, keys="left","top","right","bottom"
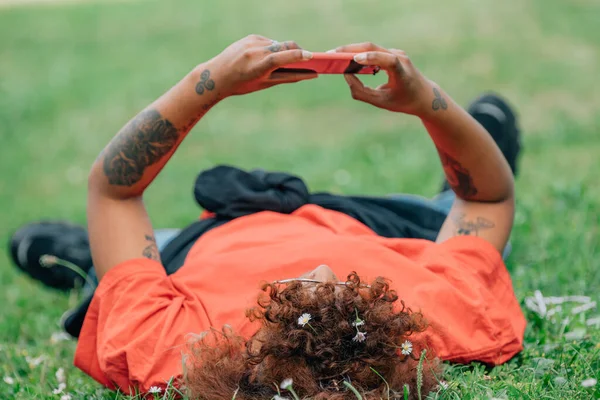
{"left": 333, "top": 42, "right": 514, "bottom": 252}
{"left": 88, "top": 35, "right": 315, "bottom": 279}
{"left": 419, "top": 88, "right": 514, "bottom": 251}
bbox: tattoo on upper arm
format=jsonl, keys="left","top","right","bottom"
{"left": 431, "top": 88, "right": 448, "bottom": 111}
{"left": 102, "top": 109, "right": 180, "bottom": 186}
{"left": 452, "top": 213, "right": 495, "bottom": 236}
{"left": 438, "top": 150, "right": 478, "bottom": 199}
{"left": 195, "top": 69, "right": 216, "bottom": 95}
{"left": 142, "top": 234, "right": 160, "bottom": 261}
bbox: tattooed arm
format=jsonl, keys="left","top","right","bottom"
{"left": 334, "top": 42, "right": 514, "bottom": 252}
{"left": 421, "top": 86, "right": 514, "bottom": 251}
{"left": 88, "top": 35, "right": 315, "bottom": 279}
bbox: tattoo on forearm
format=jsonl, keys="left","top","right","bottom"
{"left": 178, "top": 96, "right": 222, "bottom": 134}
{"left": 195, "top": 69, "right": 215, "bottom": 95}
{"left": 142, "top": 234, "right": 160, "bottom": 261}
{"left": 452, "top": 213, "right": 495, "bottom": 236}
{"left": 438, "top": 150, "right": 478, "bottom": 199}
{"left": 180, "top": 116, "right": 199, "bottom": 133}
{"left": 202, "top": 94, "right": 222, "bottom": 111}
{"left": 431, "top": 88, "right": 448, "bottom": 111}
{"left": 102, "top": 109, "right": 179, "bottom": 186}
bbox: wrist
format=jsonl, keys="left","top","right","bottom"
{"left": 413, "top": 80, "right": 448, "bottom": 120}
{"left": 188, "top": 59, "right": 227, "bottom": 105}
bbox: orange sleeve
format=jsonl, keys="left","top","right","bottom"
{"left": 74, "top": 259, "right": 211, "bottom": 395}
{"left": 417, "top": 236, "right": 526, "bottom": 365}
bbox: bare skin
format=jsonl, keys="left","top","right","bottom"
{"left": 300, "top": 264, "right": 339, "bottom": 282}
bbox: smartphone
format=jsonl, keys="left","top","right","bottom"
{"left": 276, "top": 52, "right": 380, "bottom": 75}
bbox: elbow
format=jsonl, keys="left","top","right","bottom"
{"left": 483, "top": 161, "right": 516, "bottom": 203}
{"left": 88, "top": 159, "right": 144, "bottom": 200}
{"left": 459, "top": 174, "right": 514, "bottom": 204}
{"left": 87, "top": 159, "right": 123, "bottom": 200}
{"left": 88, "top": 160, "right": 106, "bottom": 197}
{"left": 488, "top": 179, "right": 515, "bottom": 204}
{"left": 500, "top": 175, "right": 515, "bottom": 203}
{"left": 503, "top": 165, "right": 516, "bottom": 200}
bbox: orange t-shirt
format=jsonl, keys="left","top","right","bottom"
{"left": 74, "top": 205, "right": 526, "bottom": 394}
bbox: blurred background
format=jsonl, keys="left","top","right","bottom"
{"left": 0, "top": 0, "right": 599, "bottom": 398}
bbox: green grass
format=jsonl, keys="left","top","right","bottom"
{"left": 1, "top": 0, "right": 599, "bottom": 398}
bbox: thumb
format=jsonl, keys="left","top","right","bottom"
{"left": 344, "top": 74, "right": 379, "bottom": 105}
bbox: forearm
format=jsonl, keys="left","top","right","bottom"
{"left": 88, "top": 62, "right": 221, "bottom": 199}
{"left": 419, "top": 86, "right": 514, "bottom": 203}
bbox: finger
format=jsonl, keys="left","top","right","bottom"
{"left": 388, "top": 48, "right": 407, "bottom": 56}
{"left": 344, "top": 73, "right": 365, "bottom": 90}
{"left": 268, "top": 71, "right": 318, "bottom": 82}
{"left": 266, "top": 40, "right": 302, "bottom": 53}
{"left": 258, "top": 49, "right": 313, "bottom": 72}
{"left": 353, "top": 51, "right": 399, "bottom": 68}
{"left": 332, "top": 42, "right": 391, "bottom": 54}
{"left": 247, "top": 34, "right": 272, "bottom": 43}
{"left": 388, "top": 48, "right": 412, "bottom": 71}
{"left": 343, "top": 74, "right": 379, "bottom": 104}
{"left": 353, "top": 51, "right": 403, "bottom": 83}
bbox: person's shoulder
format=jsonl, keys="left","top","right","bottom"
{"left": 95, "top": 258, "right": 165, "bottom": 297}
{"left": 423, "top": 236, "right": 508, "bottom": 284}
{"left": 434, "top": 236, "right": 503, "bottom": 261}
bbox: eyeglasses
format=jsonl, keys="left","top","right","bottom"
{"left": 273, "top": 278, "right": 371, "bottom": 288}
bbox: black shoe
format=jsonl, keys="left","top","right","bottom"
{"left": 441, "top": 93, "right": 522, "bottom": 192}
{"left": 9, "top": 221, "right": 93, "bottom": 291}
{"left": 60, "top": 295, "right": 93, "bottom": 338}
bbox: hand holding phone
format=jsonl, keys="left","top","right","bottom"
{"left": 276, "top": 52, "right": 380, "bottom": 75}
{"left": 336, "top": 43, "right": 434, "bottom": 116}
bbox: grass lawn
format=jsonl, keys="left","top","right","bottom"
{"left": 1, "top": 0, "right": 599, "bottom": 398}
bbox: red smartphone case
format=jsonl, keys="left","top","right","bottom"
{"left": 277, "top": 52, "right": 380, "bottom": 75}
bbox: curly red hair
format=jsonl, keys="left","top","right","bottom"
{"left": 184, "top": 272, "right": 440, "bottom": 399}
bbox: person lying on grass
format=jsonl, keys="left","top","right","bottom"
{"left": 14, "top": 35, "right": 526, "bottom": 399}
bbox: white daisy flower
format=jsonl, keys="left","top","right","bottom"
{"left": 581, "top": 378, "right": 597, "bottom": 388}
{"left": 353, "top": 331, "right": 367, "bottom": 342}
{"left": 352, "top": 319, "right": 365, "bottom": 327}
{"left": 148, "top": 386, "right": 162, "bottom": 394}
{"left": 297, "top": 313, "right": 312, "bottom": 327}
{"left": 439, "top": 381, "right": 449, "bottom": 390}
{"left": 273, "top": 396, "right": 289, "bottom": 400}
{"left": 400, "top": 340, "right": 413, "bottom": 355}
{"left": 26, "top": 355, "right": 46, "bottom": 368}
{"left": 3, "top": 376, "right": 14, "bottom": 385}
{"left": 53, "top": 383, "right": 66, "bottom": 394}
{"left": 60, "top": 395, "right": 72, "bottom": 400}
{"left": 55, "top": 367, "right": 66, "bottom": 384}
{"left": 280, "top": 378, "right": 294, "bottom": 389}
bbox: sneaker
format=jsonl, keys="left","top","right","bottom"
{"left": 60, "top": 295, "right": 93, "bottom": 338}
{"left": 441, "top": 93, "right": 522, "bottom": 192}
{"left": 9, "top": 221, "right": 93, "bottom": 291}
